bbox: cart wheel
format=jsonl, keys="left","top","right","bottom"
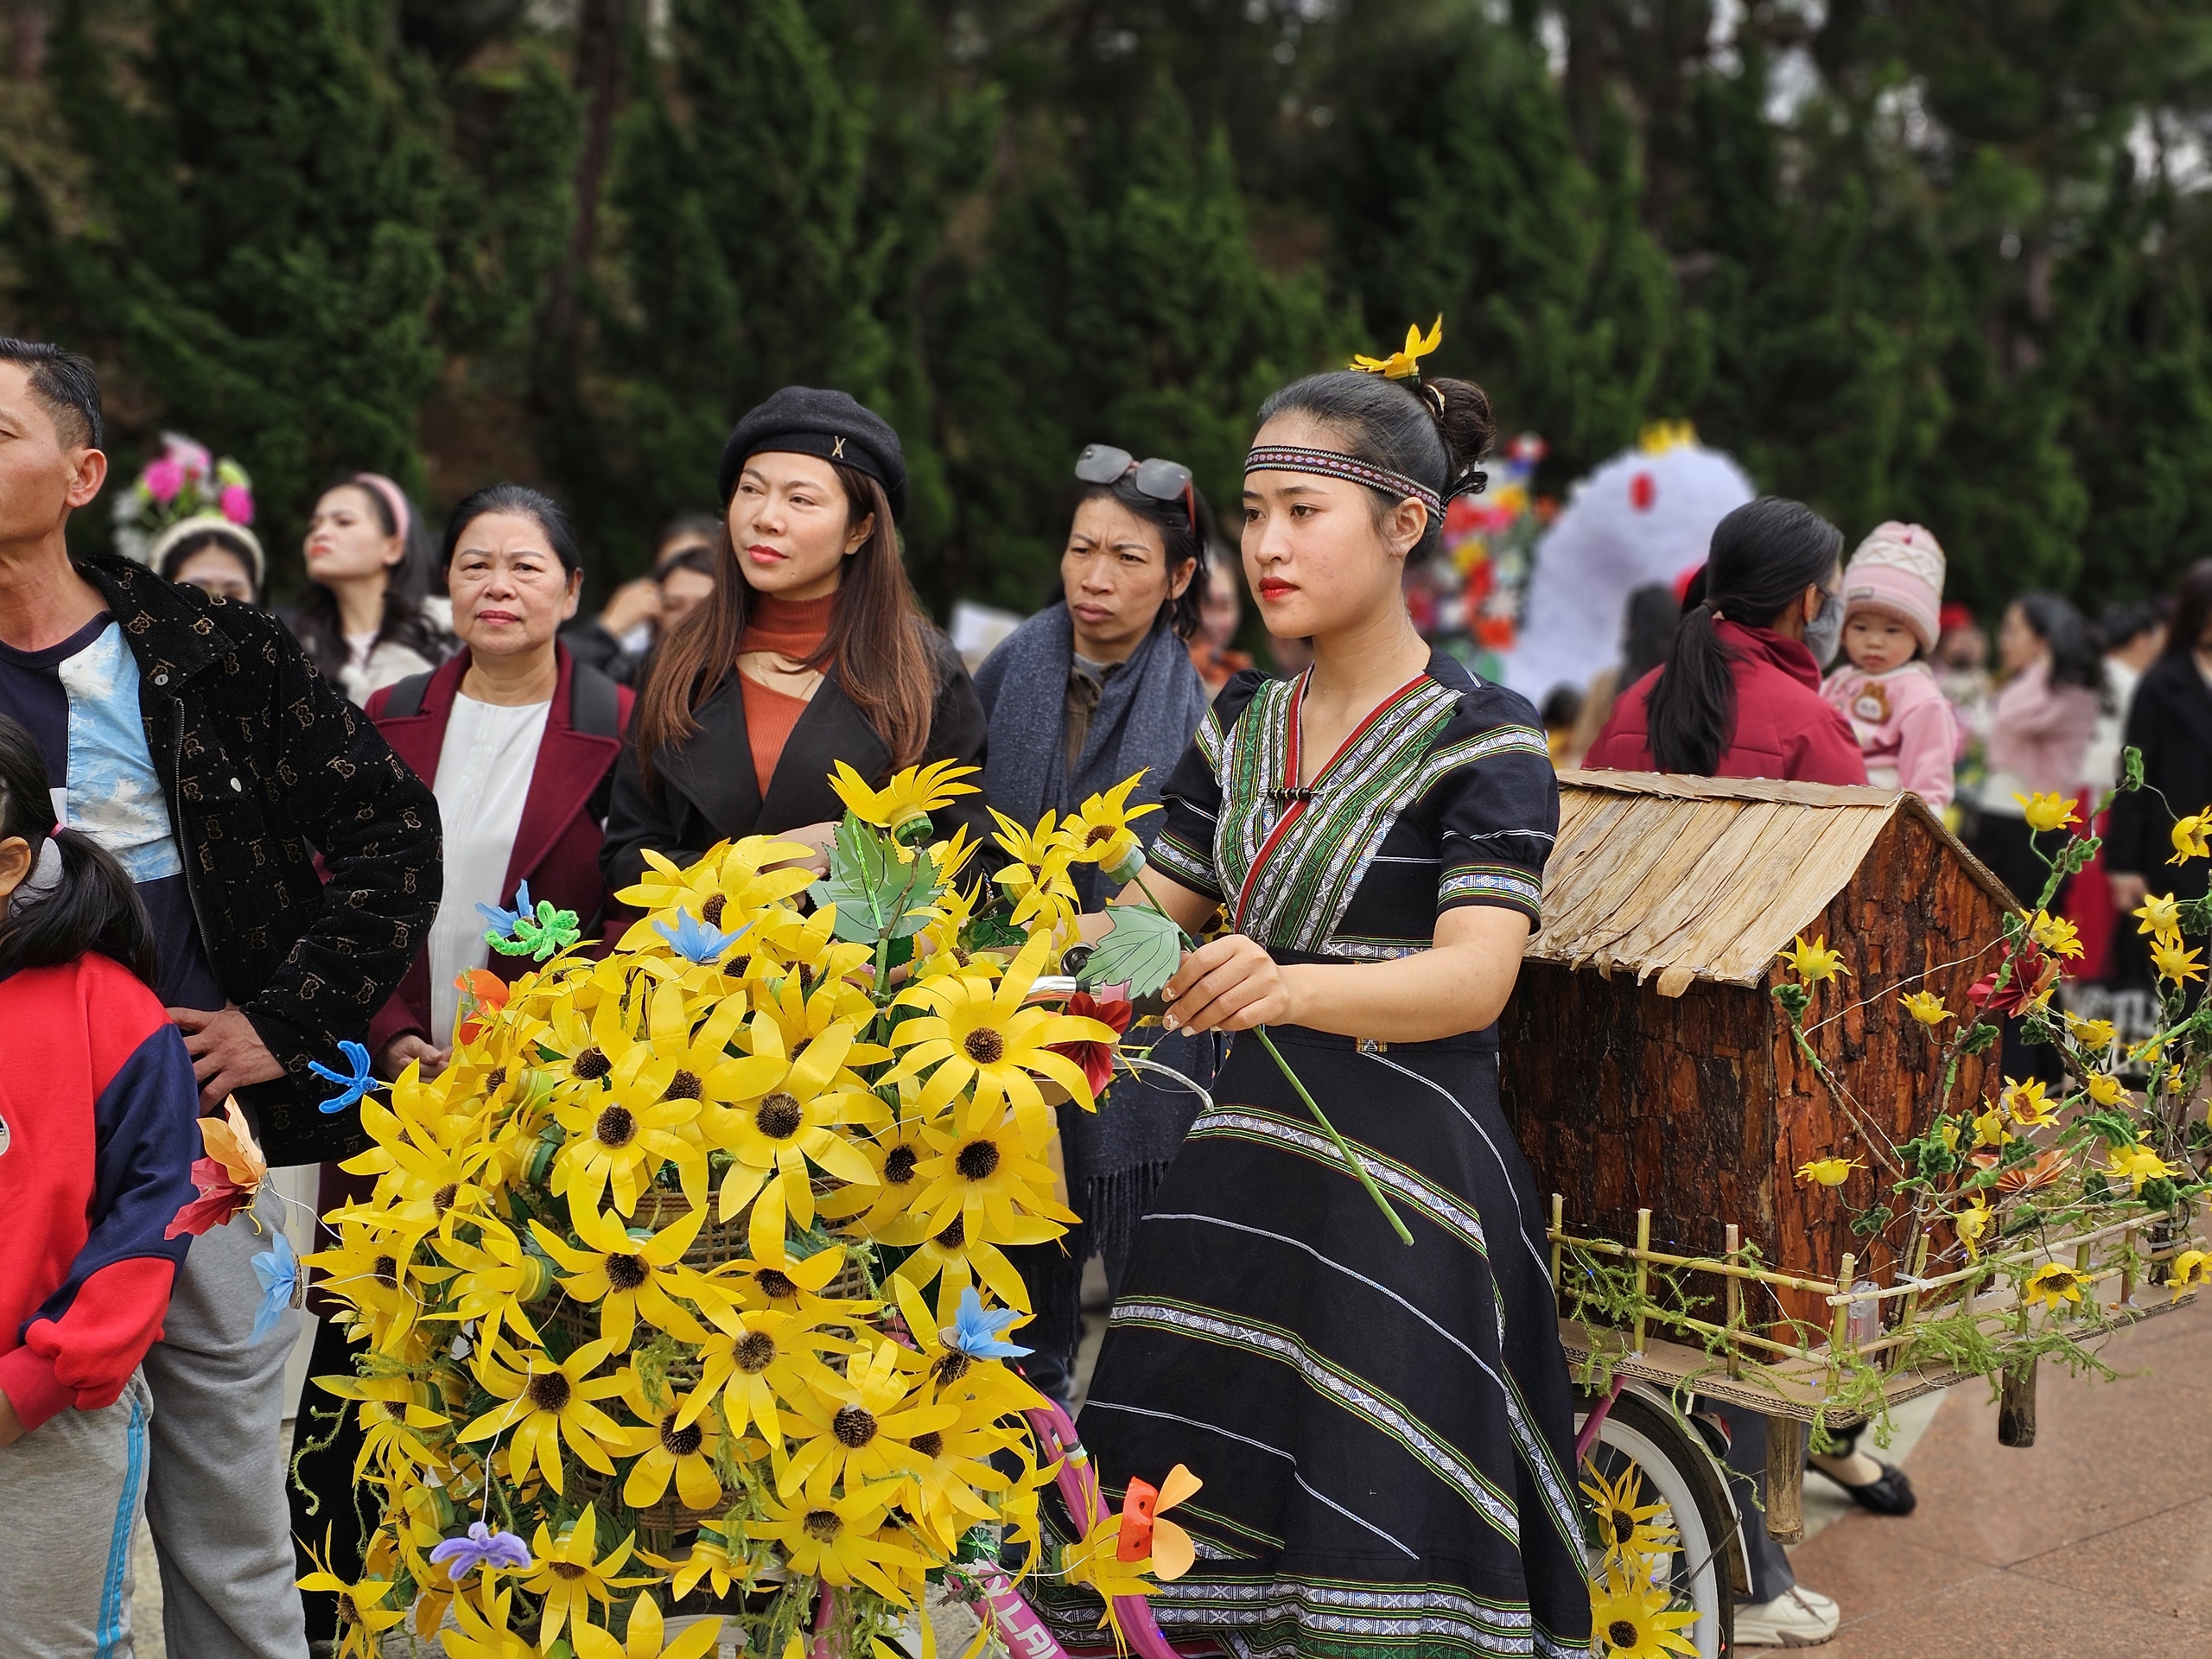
{"left": 1576, "top": 1387, "right": 1739, "bottom": 1659}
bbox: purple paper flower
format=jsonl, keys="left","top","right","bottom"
{"left": 219, "top": 483, "right": 255, "bottom": 524}
{"left": 143, "top": 457, "right": 184, "bottom": 503}
{"left": 429, "top": 1521, "right": 533, "bottom": 1580}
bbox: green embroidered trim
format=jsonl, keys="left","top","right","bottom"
{"left": 1185, "top": 1106, "right": 1490, "bottom": 1253}
{"left": 1439, "top": 863, "right": 1543, "bottom": 918}
{"left": 1217, "top": 677, "right": 1460, "bottom": 952}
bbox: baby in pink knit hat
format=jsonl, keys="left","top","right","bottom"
{"left": 1821, "top": 521, "right": 1960, "bottom": 809}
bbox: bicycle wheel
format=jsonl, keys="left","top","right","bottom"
{"left": 1575, "top": 1387, "right": 1740, "bottom": 1659}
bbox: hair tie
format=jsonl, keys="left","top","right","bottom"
{"left": 353, "top": 473, "right": 412, "bottom": 543}
{"left": 12, "top": 834, "right": 62, "bottom": 912}
{"left": 1420, "top": 382, "right": 1447, "bottom": 423}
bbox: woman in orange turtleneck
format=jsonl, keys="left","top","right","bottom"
{"left": 602, "top": 387, "right": 990, "bottom": 887}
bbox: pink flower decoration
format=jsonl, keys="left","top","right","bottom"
{"left": 143, "top": 457, "right": 184, "bottom": 503}
{"left": 166, "top": 436, "right": 212, "bottom": 479}
{"left": 219, "top": 483, "right": 255, "bottom": 524}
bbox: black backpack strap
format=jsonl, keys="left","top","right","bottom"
{"left": 381, "top": 670, "right": 435, "bottom": 719}
{"left": 569, "top": 658, "right": 622, "bottom": 740}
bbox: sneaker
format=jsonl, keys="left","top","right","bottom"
{"left": 1734, "top": 1586, "right": 1840, "bottom": 1648}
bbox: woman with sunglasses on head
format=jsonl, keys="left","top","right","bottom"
{"left": 971, "top": 443, "right": 1219, "bottom": 1403}
{"left": 602, "top": 388, "right": 992, "bottom": 890}
{"left": 1033, "top": 331, "right": 1589, "bottom": 1659}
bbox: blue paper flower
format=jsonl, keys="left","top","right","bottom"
{"left": 652, "top": 907, "right": 747, "bottom": 965}
{"left": 428, "top": 1521, "right": 533, "bottom": 1580}
{"left": 941, "top": 1285, "right": 1032, "bottom": 1359}
{"left": 476, "top": 880, "right": 533, "bottom": 944}
{"left": 308, "top": 1039, "right": 379, "bottom": 1115}
{"left": 250, "top": 1230, "right": 297, "bottom": 1344}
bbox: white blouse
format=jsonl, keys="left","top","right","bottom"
{"left": 428, "top": 693, "right": 553, "bottom": 1046}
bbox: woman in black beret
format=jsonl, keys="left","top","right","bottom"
{"left": 601, "top": 387, "right": 991, "bottom": 887}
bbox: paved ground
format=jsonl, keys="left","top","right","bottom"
{"left": 1789, "top": 1296, "right": 2212, "bottom": 1655}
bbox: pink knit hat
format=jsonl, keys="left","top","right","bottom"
{"left": 1842, "top": 521, "right": 1946, "bottom": 653}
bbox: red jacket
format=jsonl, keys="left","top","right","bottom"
{"left": 1586, "top": 620, "right": 1870, "bottom": 785}
{"left": 365, "top": 645, "right": 633, "bottom": 1057}
{"left": 0, "top": 955, "right": 200, "bottom": 1432}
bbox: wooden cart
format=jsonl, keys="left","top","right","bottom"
{"left": 1498, "top": 772, "right": 2202, "bottom": 1548}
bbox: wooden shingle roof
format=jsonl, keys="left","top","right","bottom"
{"left": 1530, "top": 771, "right": 2014, "bottom": 997}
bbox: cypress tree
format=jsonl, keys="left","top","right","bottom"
{"left": 9, "top": 0, "right": 455, "bottom": 573}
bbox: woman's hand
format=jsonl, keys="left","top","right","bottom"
{"left": 765, "top": 819, "right": 839, "bottom": 878}
{"left": 2110, "top": 871, "right": 2150, "bottom": 913}
{"left": 1161, "top": 933, "right": 1294, "bottom": 1033}
{"left": 378, "top": 1034, "right": 449, "bottom": 1081}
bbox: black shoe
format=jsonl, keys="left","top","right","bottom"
{"left": 1821, "top": 1457, "right": 1917, "bottom": 1516}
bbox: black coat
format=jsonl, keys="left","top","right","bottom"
{"left": 78, "top": 554, "right": 442, "bottom": 1165}
{"left": 2107, "top": 652, "right": 2212, "bottom": 900}
{"left": 601, "top": 634, "right": 991, "bottom": 892}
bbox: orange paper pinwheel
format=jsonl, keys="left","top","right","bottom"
{"left": 1115, "top": 1464, "right": 1203, "bottom": 1581}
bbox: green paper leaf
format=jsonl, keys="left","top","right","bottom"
{"left": 1079, "top": 904, "right": 1185, "bottom": 998}
{"left": 812, "top": 817, "right": 943, "bottom": 944}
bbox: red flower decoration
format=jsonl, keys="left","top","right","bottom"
{"left": 1967, "top": 940, "right": 2056, "bottom": 1019}
{"left": 1048, "top": 991, "right": 1134, "bottom": 1096}
{"left": 166, "top": 1156, "right": 255, "bottom": 1239}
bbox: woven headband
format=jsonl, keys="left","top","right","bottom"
{"left": 1244, "top": 445, "right": 1443, "bottom": 518}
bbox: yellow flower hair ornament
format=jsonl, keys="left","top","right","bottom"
{"left": 1351, "top": 314, "right": 1443, "bottom": 381}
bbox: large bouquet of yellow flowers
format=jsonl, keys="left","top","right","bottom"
{"left": 299, "top": 763, "right": 1184, "bottom": 1658}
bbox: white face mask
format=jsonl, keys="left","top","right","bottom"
{"left": 1803, "top": 587, "right": 1846, "bottom": 668}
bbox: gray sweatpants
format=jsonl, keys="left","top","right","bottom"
{"left": 0, "top": 1370, "right": 154, "bottom": 1658}
{"left": 139, "top": 1185, "right": 310, "bottom": 1659}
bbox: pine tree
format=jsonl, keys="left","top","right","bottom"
{"left": 8, "top": 0, "right": 458, "bottom": 571}
{"left": 923, "top": 72, "right": 1337, "bottom": 613}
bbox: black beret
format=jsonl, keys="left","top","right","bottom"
{"left": 717, "top": 385, "right": 908, "bottom": 524}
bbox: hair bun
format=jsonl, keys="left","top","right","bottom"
{"left": 1421, "top": 376, "right": 1497, "bottom": 481}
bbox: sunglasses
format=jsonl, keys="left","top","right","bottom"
{"left": 1075, "top": 443, "right": 1196, "bottom": 529}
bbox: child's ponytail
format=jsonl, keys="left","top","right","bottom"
{"left": 0, "top": 715, "right": 158, "bottom": 987}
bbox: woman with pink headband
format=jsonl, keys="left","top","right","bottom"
{"left": 288, "top": 471, "right": 452, "bottom": 702}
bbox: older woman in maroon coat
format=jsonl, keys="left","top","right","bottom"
{"left": 363, "top": 486, "right": 634, "bottom": 1076}
{"left": 291, "top": 482, "right": 630, "bottom": 1643}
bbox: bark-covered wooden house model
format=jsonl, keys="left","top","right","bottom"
{"left": 1497, "top": 770, "right": 2013, "bottom": 1326}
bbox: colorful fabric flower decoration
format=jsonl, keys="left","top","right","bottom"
{"left": 309, "top": 1039, "right": 379, "bottom": 1115}
{"left": 429, "top": 1521, "right": 534, "bottom": 1581}
{"left": 166, "top": 1098, "right": 269, "bottom": 1237}
{"left": 941, "top": 1286, "right": 1033, "bottom": 1361}
{"left": 250, "top": 1230, "right": 298, "bottom": 1343}
{"left": 652, "top": 908, "right": 745, "bottom": 965}
{"left": 1114, "top": 1463, "right": 1202, "bottom": 1580}
{"left": 1047, "top": 991, "right": 1135, "bottom": 1096}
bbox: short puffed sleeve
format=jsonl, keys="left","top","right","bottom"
{"left": 1431, "top": 685, "right": 1560, "bottom": 925}
{"left": 1147, "top": 671, "right": 1266, "bottom": 904}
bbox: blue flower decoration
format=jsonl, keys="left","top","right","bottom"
{"left": 429, "top": 1520, "right": 533, "bottom": 1580}
{"left": 941, "top": 1285, "right": 1032, "bottom": 1359}
{"left": 476, "top": 880, "right": 533, "bottom": 944}
{"left": 250, "top": 1230, "right": 298, "bottom": 1344}
{"left": 308, "top": 1039, "right": 379, "bottom": 1116}
{"left": 652, "top": 907, "right": 747, "bottom": 965}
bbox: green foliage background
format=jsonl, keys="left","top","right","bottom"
{"left": 6, "top": 0, "right": 2212, "bottom": 618}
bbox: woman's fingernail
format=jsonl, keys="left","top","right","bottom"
{"left": 1162, "top": 1014, "right": 1180, "bottom": 1031}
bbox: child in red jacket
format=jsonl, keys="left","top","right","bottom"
{"left": 0, "top": 714, "right": 201, "bottom": 1656}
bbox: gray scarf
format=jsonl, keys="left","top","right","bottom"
{"left": 976, "top": 601, "right": 1219, "bottom": 1348}
{"left": 974, "top": 601, "right": 1210, "bottom": 908}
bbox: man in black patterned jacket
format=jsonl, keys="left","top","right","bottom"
{"left": 0, "top": 337, "right": 439, "bottom": 1659}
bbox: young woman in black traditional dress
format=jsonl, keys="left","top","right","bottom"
{"left": 1039, "top": 353, "right": 1591, "bottom": 1657}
